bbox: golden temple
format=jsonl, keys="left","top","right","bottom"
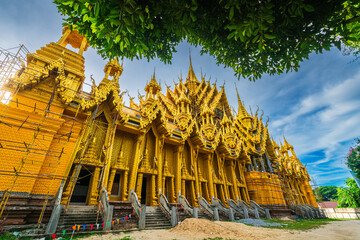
{"left": 0, "top": 28, "right": 318, "bottom": 226}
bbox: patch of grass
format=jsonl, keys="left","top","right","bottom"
{"left": 0, "top": 233, "right": 17, "bottom": 240}
{"left": 263, "top": 218, "right": 340, "bottom": 231}
{"left": 117, "top": 236, "right": 134, "bottom": 240}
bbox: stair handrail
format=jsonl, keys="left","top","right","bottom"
{"left": 249, "top": 200, "right": 264, "bottom": 211}
{"left": 239, "top": 199, "right": 253, "bottom": 210}
{"left": 249, "top": 200, "right": 271, "bottom": 219}
{"left": 238, "top": 199, "right": 259, "bottom": 218}
{"left": 290, "top": 204, "right": 306, "bottom": 218}
{"left": 159, "top": 193, "right": 172, "bottom": 219}
{"left": 160, "top": 193, "right": 179, "bottom": 226}
{"left": 100, "top": 187, "right": 114, "bottom": 230}
{"left": 228, "top": 198, "right": 246, "bottom": 217}
{"left": 199, "top": 197, "right": 214, "bottom": 217}
{"left": 129, "top": 189, "right": 143, "bottom": 217}
{"left": 250, "top": 200, "right": 266, "bottom": 215}
{"left": 212, "top": 197, "right": 229, "bottom": 215}
{"left": 178, "top": 195, "right": 193, "bottom": 217}
{"left": 304, "top": 204, "right": 320, "bottom": 218}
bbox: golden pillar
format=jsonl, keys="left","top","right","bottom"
{"left": 206, "top": 154, "right": 214, "bottom": 199}
{"left": 56, "top": 28, "right": 71, "bottom": 46}
{"left": 78, "top": 37, "right": 88, "bottom": 56}
{"left": 135, "top": 173, "right": 144, "bottom": 202}
{"left": 107, "top": 168, "right": 117, "bottom": 193}
{"left": 151, "top": 174, "right": 156, "bottom": 205}
{"left": 157, "top": 136, "right": 164, "bottom": 196}
{"left": 174, "top": 146, "right": 182, "bottom": 199}
{"left": 128, "top": 134, "right": 145, "bottom": 192}
{"left": 230, "top": 160, "right": 240, "bottom": 200}
{"left": 88, "top": 167, "right": 101, "bottom": 205}
{"left": 170, "top": 177, "right": 176, "bottom": 202}
{"left": 181, "top": 180, "right": 186, "bottom": 197}
{"left": 192, "top": 148, "right": 200, "bottom": 204}
{"left": 121, "top": 170, "right": 129, "bottom": 201}
{"left": 101, "top": 120, "right": 117, "bottom": 191}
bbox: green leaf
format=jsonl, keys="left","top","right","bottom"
{"left": 304, "top": 4, "right": 315, "bottom": 12}
{"left": 73, "top": 3, "right": 79, "bottom": 12}
{"left": 190, "top": 12, "right": 196, "bottom": 22}
{"left": 227, "top": 32, "right": 235, "bottom": 40}
{"left": 120, "top": 41, "right": 124, "bottom": 52}
{"left": 229, "top": 6, "right": 234, "bottom": 20}
{"left": 115, "top": 35, "right": 121, "bottom": 43}
{"left": 126, "top": 25, "right": 135, "bottom": 35}
{"left": 264, "top": 34, "right": 276, "bottom": 39}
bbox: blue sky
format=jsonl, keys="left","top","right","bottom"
{"left": 1, "top": 0, "right": 360, "bottom": 187}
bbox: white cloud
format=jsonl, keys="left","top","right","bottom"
{"left": 269, "top": 72, "right": 360, "bottom": 185}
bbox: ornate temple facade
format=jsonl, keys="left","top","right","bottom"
{"left": 0, "top": 28, "right": 317, "bottom": 224}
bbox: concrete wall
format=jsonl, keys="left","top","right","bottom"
{"left": 321, "top": 208, "right": 360, "bottom": 219}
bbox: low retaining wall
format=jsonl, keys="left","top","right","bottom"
{"left": 321, "top": 208, "right": 360, "bottom": 219}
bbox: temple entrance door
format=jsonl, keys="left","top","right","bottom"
{"left": 163, "top": 177, "right": 174, "bottom": 202}
{"left": 164, "top": 178, "right": 168, "bottom": 199}
{"left": 141, "top": 175, "right": 148, "bottom": 205}
{"left": 201, "top": 182, "right": 209, "bottom": 201}
{"left": 111, "top": 173, "right": 121, "bottom": 196}
{"left": 228, "top": 186, "right": 234, "bottom": 200}
{"left": 216, "top": 184, "right": 225, "bottom": 203}
{"left": 71, "top": 168, "right": 92, "bottom": 204}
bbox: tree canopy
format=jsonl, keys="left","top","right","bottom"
{"left": 314, "top": 186, "right": 338, "bottom": 201}
{"left": 337, "top": 178, "right": 360, "bottom": 208}
{"left": 346, "top": 138, "right": 360, "bottom": 181}
{"left": 55, "top": 0, "right": 360, "bottom": 80}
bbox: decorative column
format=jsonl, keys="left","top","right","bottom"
{"left": 170, "top": 177, "right": 175, "bottom": 202}
{"left": 157, "top": 136, "right": 164, "bottom": 197}
{"left": 191, "top": 181, "right": 197, "bottom": 206}
{"left": 107, "top": 168, "right": 117, "bottom": 193}
{"left": 230, "top": 160, "right": 240, "bottom": 199}
{"left": 151, "top": 174, "right": 156, "bottom": 205}
{"left": 193, "top": 148, "right": 200, "bottom": 204}
{"left": 135, "top": 173, "right": 144, "bottom": 202}
{"left": 174, "top": 146, "right": 182, "bottom": 199}
{"left": 121, "top": 170, "right": 128, "bottom": 201}
{"left": 181, "top": 180, "right": 186, "bottom": 198}
{"left": 101, "top": 117, "right": 117, "bottom": 191}
{"left": 56, "top": 28, "right": 71, "bottom": 46}
{"left": 128, "top": 134, "right": 145, "bottom": 192}
{"left": 206, "top": 154, "right": 214, "bottom": 199}
{"left": 78, "top": 37, "right": 88, "bottom": 55}
{"left": 88, "top": 167, "right": 101, "bottom": 205}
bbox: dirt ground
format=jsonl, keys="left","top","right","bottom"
{"left": 82, "top": 218, "right": 360, "bottom": 240}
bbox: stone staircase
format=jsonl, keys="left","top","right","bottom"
{"left": 57, "top": 205, "right": 102, "bottom": 232}
{"left": 197, "top": 208, "right": 213, "bottom": 220}
{"left": 268, "top": 204, "right": 293, "bottom": 218}
{"left": 170, "top": 203, "right": 189, "bottom": 222}
{"left": 110, "top": 201, "right": 138, "bottom": 230}
{"left": 145, "top": 206, "right": 172, "bottom": 229}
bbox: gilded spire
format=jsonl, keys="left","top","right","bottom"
{"left": 272, "top": 138, "right": 280, "bottom": 149}
{"left": 221, "top": 107, "right": 232, "bottom": 126}
{"left": 186, "top": 50, "right": 198, "bottom": 82}
{"left": 235, "top": 83, "right": 251, "bottom": 119}
{"left": 104, "top": 58, "right": 123, "bottom": 81}
{"left": 185, "top": 49, "right": 199, "bottom": 95}
{"left": 145, "top": 69, "right": 161, "bottom": 99}
{"left": 283, "top": 135, "right": 293, "bottom": 149}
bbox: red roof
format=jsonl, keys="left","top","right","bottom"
{"left": 317, "top": 201, "right": 338, "bottom": 208}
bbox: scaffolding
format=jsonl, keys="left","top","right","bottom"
{"left": 0, "top": 43, "right": 124, "bottom": 229}
{"left": 244, "top": 166, "right": 315, "bottom": 213}
{"left": 0, "top": 45, "right": 87, "bottom": 228}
